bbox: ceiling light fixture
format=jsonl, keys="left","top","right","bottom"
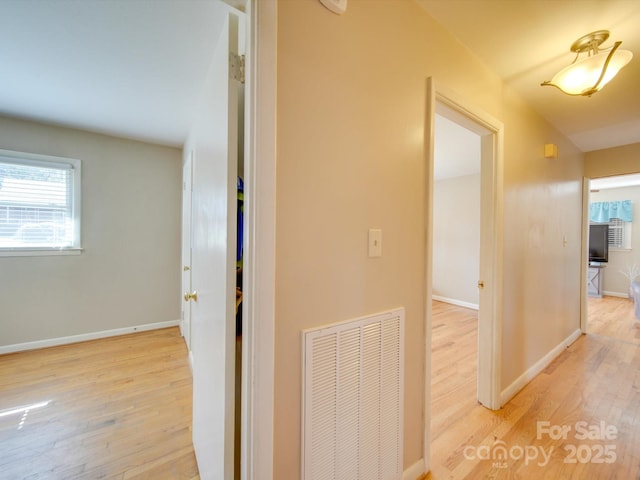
{"left": 541, "top": 30, "right": 633, "bottom": 97}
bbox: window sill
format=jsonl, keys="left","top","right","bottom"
{"left": 0, "top": 247, "right": 83, "bottom": 257}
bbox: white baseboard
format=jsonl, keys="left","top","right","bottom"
{"left": 0, "top": 320, "right": 181, "bottom": 355}
{"left": 432, "top": 295, "right": 479, "bottom": 311}
{"left": 603, "top": 290, "right": 630, "bottom": 298}
{"left": 403, "top": 458, "right": 426, "bottom": 480}
{"left": 500, "top": 328, "right": 582, "bottom": 405}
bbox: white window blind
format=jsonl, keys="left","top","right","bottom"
{"left": 0, "top": 150, "right": 81, "bottom": 252}
{"left": 608, "top": 218, "right": 625, "bottom": 249}
{"left": 596, "top": 217, "right": 632, "bottom": 250}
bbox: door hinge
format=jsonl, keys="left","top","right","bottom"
{"left": 229, "top": 53, "right": 245, "bottom": 84}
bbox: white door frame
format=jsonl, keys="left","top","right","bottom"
{"left": 424, "top": 78, "right": 504, "bottom": 468}
{"left": 241, "top": 1, "right": 276, "bottom": 478}
{"left": 580, "top": 177, "right": 591, "bottom": 333}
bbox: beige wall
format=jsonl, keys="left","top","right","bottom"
{"left": 590, "top": 186, "right": 640, "bottom": 295}
{"left": 584, "top": 143, "right": 640, "bottom": 179}
{"left": 0, "top": 116, "right": 182, "bottom": 347}
{"left": 275, "top": 0, "right": 584, "bottom": 476}
{"left": 433, "top": 174, "right": 480, "bottom": 306}
{"left": 499, "top": 91, "right": 584, "bottom": 394}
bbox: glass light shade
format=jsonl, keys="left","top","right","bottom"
{"left": 549, "top": 49, "right": 633, "bottom": 95}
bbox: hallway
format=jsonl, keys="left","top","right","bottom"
{"left": 428, "top": 298, "right": 640, "bottom": 478}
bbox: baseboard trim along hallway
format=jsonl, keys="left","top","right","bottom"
{"left": 500, "top": 328, "right": 582, "bottom": 405}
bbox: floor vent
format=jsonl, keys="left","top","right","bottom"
{"left": 302, "top": 308, "right": 404, "bottom": 480}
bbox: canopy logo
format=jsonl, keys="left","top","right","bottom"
{"left": 463, "top": 440, "right": 553, "bottom": 469}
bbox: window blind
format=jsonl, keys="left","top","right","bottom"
{"left": 608, "top": 218, "right": 625, "bottom": 249}
{"left": 0, "top": 158, "right": 75, "bottom": 248}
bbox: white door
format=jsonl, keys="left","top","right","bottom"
{"left": 188, "top": 10, "right": 240, "bottom": 480}
{"left": 181, "top": 151, "right": 193, "bottom": 349}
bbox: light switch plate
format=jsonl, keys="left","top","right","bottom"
{"left": 368, "top": 229, "right": 382, "bottom": 257}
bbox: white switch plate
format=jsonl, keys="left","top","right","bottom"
{"left": 368, "top": 229, "right": 382, "bottom": 257}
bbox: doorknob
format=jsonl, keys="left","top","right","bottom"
{"left": 183, "top": 266, "right": 190, "bottom": 271}
{"left": 184, "top": 291, "right": 198, "bottom": 302}
{"left": 477, "top": 280, "right": 485, "bottom": 289}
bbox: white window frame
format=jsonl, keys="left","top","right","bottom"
{"left": 0, "top": 149, "right": 82, "bottom": 257}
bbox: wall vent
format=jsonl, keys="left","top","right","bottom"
{"left": 302, "top": 308, "right": 404, "bottom": 480}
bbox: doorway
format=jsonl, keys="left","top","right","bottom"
{"left": 430, "top": 111, "right": 482, "bottom": 442}
{"left": 424, "top": 79, "right": 504, "bottom": 468}
{"left": 583, "top": 173, "right": 640, "bottom": 342}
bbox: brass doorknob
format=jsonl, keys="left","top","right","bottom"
{"left": 184, "top": 291, "right": 198, "bottom": 302}
{"left": 477, "top": 280, "right": 485, "bottom": 289}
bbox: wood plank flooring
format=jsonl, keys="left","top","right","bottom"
{"left": 428, "top": 297, "right": 640, "bottom": 479}
{"left": 431, "top": 301, "right": 478, "bottom": 443}
{"left": 2, "top": 298, "right": 638, "bottom": 479}
{"left": 587, "top": 295, "right": 640, "bottom": 343}
{"left": 0, "top": 327, "right": 198, "bottom": 480}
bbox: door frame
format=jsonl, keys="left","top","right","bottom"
{"left": 424, "top": 78, "right": 504, "bottom": 468}
{"left": 580, "top": 176, "right": 590, "bottom": 333}
{"left": 241, "top": 1, "right": 276, "bottom": 478}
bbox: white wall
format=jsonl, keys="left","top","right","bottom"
{"left": 590, "top": 185, "right": 640, "bottom": 296}
{"left": 433, "top": 174, "right": 480, "bottom": 307}
{"left": 0, "top": 116, "right": 182, "bottom": 347}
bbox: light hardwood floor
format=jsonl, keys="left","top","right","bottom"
{"left": 587, "top": 295, "right": 640, "bottom": 343}
{"left": 428, "top": 297, "right": 640, "bottom": 479}
{"left": 2, "top": 299, "right": 638, "bottom": 479}
{"left": 0, "top": 327, "right": 198, "bottom": 479}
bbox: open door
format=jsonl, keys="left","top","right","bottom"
{"left": 186, "top": 9, "right": 241, "bottom": 479}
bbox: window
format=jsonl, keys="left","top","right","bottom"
{"left": 0, "top": 149, "right": 81, "bottom": 256}
{"left": 608, "top": 217, "right": 631, "bottom": 250}
{"left": 589, "top": 200, "right": 633, "bottom": 251}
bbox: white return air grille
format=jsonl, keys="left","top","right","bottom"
{"left": 302, "top": 308, "right": 404, "bottom": 480}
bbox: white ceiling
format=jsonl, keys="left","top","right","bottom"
{"left": 0, "top": 0, "right": 243, "bottom": 148}
{"left": 417, "top": 0, "right": 640, "bottom": 153}
{"left": 591, "top": 172, "right": 640, "bottom": 190}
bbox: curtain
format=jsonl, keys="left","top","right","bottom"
{"left": 589, "top": 200, "right": 633, "bottom": 223}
